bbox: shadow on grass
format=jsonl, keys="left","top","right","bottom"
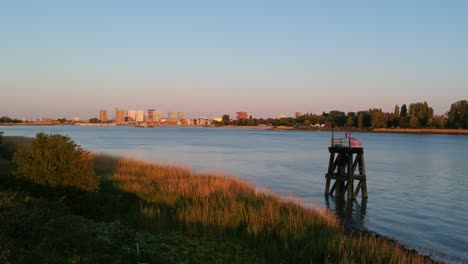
{"left": 0, "top": 151, "right": 437, "bottom": 263}
{"left": 0, "top": 158, "right": 261, "bottom": 263}
{"left": 75, "top": 154, "right": 435, "bottom": 263}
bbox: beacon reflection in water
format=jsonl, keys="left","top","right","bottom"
{"left": 324, "top": 196, "right": 367, "bottom": 229}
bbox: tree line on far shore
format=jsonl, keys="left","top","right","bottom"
{"left": 219, "top": 99, "right": 468, "bottom": 130}
{"left": 1, "top": 99, "right": 467, "bottom": 130}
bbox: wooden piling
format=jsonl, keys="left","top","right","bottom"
{"left": 324, "top": 146, "right": 367, "bottom": 200}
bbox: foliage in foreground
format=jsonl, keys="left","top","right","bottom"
{"left": 0, "top": 135, "right": 32, "bottom": 160}
{"left": 12, "top": 133, "right": 99, "bottom": 192}
{"left": 0, "top": 187, "right": 257, "bottom": 263}
{"left": 0, "top": 136, "right": 435, "bottom": 263}
{"left": 76, "top": 154, "right": 433, "bottom": 263}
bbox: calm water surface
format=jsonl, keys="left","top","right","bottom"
{"left": 2, "top": 126, "right": 467, "bottom": 262}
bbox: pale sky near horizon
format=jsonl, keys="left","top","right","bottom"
{"left": 1, "top": 1, "right": 467, "bottom": 119}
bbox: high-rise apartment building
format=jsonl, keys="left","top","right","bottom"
{"left": 153, "top": 111, "right": 162, "bottom": 122}
{"left": 167, "top": 112, "right": 176, "bottom": 121}
{"left": 236, "top": 112, "right": 248, "bottom": 120}
{"left": 135, "top": 110, "right": 145, "bottom": 122}
{"left": 148, "top": 109, "right": 163, "bottom": 122}
{"left": 99, "top": 110, "right": 108, "bottom": 122}
{"left": 115, "top": 108, "right": 127, "bottom": 124}
{"left": 177, "top": 112, "right": 185, "bottom": 121}
{"left": 147, "top": 109, "right": 156, "bottom": 120}
{"left": 127, "top": 110, "right": 137, "bottom": 122}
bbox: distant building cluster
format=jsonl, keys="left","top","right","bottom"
{"left": 236, "top": 112, "right": 248, "bottom": 120}
{"left": 9, "top": 109, "right": 320, "bottom": 128}
{"left": 108, "top": 108, "right": 213, "bottom": 127}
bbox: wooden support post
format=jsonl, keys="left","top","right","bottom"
{"left": 325, "top": 146, "right": 367, "bottom": 200}
{"left": 360, "top": 153, "right": 368, "bottom": 199}
{"left": 324, "top": 152, "right": 335, "bottom": 195}
{"left": 335, "top": 152, "right": 345, "bottom": 198}
{"left": 353, "top": 181, "right": 362, "bottom": 198}
{"left": 329, "top": 181, "right": 337, "bottom": 195}
{"left": 347, "top": 151, "right": 354, "bottom": 200}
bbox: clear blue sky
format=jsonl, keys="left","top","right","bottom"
{"left": 1, "top": 1, "right": 467, "bottom": 119}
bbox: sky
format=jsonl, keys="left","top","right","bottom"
{"left": 1, "top": 1, "right": 467, "bottom": 119}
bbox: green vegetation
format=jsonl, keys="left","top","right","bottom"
{"left": 448, "top": 100, "right": 468, "bottom": 129}
{"left": 0, "top": 134, "right": 435, "bottom": 263}
{"left": 0, "top": 116, "right": 22, "bottom": 123}
{"left": 0, "top": 135, "right": 32, "bottom": 160}
{"left": 214, "top": 99, "right": 467, "bottom": 130}
{"left": 13, "top": 133, "right": 99, "bottom": 192}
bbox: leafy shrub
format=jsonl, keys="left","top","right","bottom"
{"left": 0, "top": 136, "right": 32, "bottom": 160}
{"left": 13, "top": 133, "right": 99, "bottom": 192}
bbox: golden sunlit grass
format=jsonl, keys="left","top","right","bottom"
{"left": 374, "top": 128, "right": 468, "bottom": 134}
{"left": 91, "top": 154, "right": 434, "bottom": 263}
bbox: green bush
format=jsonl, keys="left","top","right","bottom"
{"left": 13, "top": 133, "right": 99, "bottom": 192}
{"left": 0, "top": 136, "right": 32, "bottom": 160}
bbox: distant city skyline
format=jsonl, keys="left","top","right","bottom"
{"left": 1, "top": 1, "right": 467, "bottom": 119}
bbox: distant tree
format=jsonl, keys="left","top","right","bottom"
{"left": 237, "top": 118, "right": 247, "bottom": 126}
{"left": 89, "top": 118, "right": 99, "bottom": 123}
{"left": 448, "top": 100, "right": 468, "bottom": 129}
{"left": 0, "top": 131, "right": 3, "bottom": 144}
{"left": 369, "top": 108, "right": 388, "bottom": 128}
{"left": 57, "top": 118, "right": 67, "bottom": 124}
{"left": 357, "top": 111, "right": 371, "bottom": 128}
{"left": 303, "top": 120, "right": 311, "bottom": 127}
{"left": 256, "top": 118, "right": 267, "bottom": 125}
{"left": 346, "top": 117, "right": 354, "bottom": 127}
{"left": 295, "top": 114, "right": 306, "bottom": 124}
{"left": 277, "top": 118, "right": 295, "bottom": 127}
{"left": 346, "top": 112, "right": 357, "bottom": 127}
{"left": 409, "top": 102, "right": 433, "bottom": 127}
{"left": 358, "top": 113, "right": 364, "bottom": 129}
{"left": 0, "top": 116, "right": 21, "bottom": 123}
{"left": 222, "top": 114, "right": 230, "bottom": 125}
{"left": 400, "top": 104, "right": 408, "bottom": 117}
{"left": 308, "top": 114, "right": 323, "bottom": 126}
{"left": 430, "top": 115, "right": 447, "bottom": 129}
{"left": 13, "top": 133, "right": 99, "bottom": 192}
{"left": 393, "top": 105, "right": 400, "bottom": 118}
{"left": 399, "top": 117, "right": 410, "bottom": 128}
{"left": 392, "top": 105, "right": 400, "bottom": 127}
{"left": 328, "top": 111, "right": 347, "bottom": 127}
{"left": 409, "top": 116, "right": 421, "bottom": 128}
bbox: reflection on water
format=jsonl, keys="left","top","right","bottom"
{"left": 325, "top": 195, "right": 367, "bottom": 230}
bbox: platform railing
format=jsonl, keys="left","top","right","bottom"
{"left": 331, "top": 137, "right": 363, "bottom": 148}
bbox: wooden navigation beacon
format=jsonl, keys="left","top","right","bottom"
{"left": 324, "top": 128, "right": 368, "bottom": 200}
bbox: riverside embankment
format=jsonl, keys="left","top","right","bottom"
{"left": 373, "top": 128, "right": 468, "bottom": 135}
{"left": 0, "top": 135, "right": 438, "bottom": 263}
{"left": 1, "top": 126, "right": 467, "bottom": 262}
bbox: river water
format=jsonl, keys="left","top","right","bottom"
{"left": 1, "top": 125, "right": 467, "bottom": 262}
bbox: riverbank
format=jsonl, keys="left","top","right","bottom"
{"left": 0, "top": 135, "right": 438, "bottom": 263}
{"left": 373, "top": 128, "right": 468, "bottom": 135}
{"left": 215, "top": 125, "right": 273, "bottom": 130}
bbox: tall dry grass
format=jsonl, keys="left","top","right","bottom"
{"left": 374, "top": 128, "right": 468, "bottom": 134}
{"left": 92, "top": 154, "right": 434, "bottom": 263}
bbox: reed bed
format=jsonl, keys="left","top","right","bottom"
{"left": 92, "top": 154, "right": 434, "bottom": 263}
{"left": 373, "top": 128, "right": 468, "bottom": 135}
